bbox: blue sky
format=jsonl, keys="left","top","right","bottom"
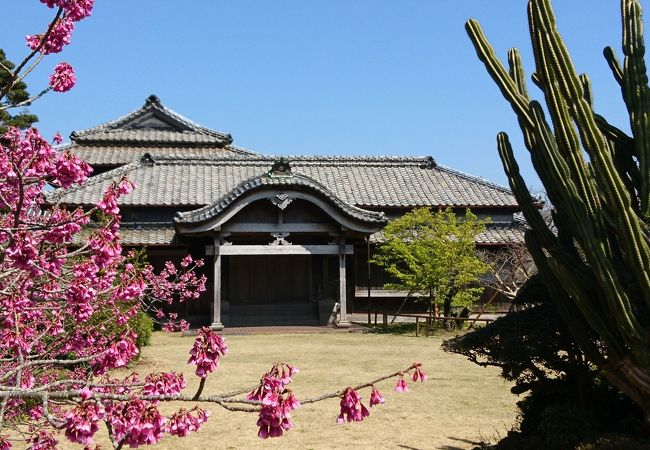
{"left": 1, "top": 1, "right": 638, "bottom": 191}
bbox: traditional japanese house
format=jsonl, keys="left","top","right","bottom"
{"left": 50, "top": 95, "right": 524, "bottom": 328}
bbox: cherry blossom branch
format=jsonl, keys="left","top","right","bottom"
{"left": 41, "top": 392, "right": 65, "bottom": 428}
{"left": 192, "top": 378, "right": 206, "bottom": 401}
{"left": 300, "top": 363, "right": 419, "bottom": 404}
{"left": 0, "top": 389, "right": 262, "bottom": 406}
{"left": 1, "top": 349, "right": 111, "bottom": 383}
{"left": 0, "top": 362, "right": 423, "bottom": 407}
{"left": 0, "top": 398, "right": 7, "bottom": 430}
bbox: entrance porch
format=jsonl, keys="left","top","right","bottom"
{"left": 174, "top": 163, "right": 386, "bottom": 329}
{"left": 210, "top": 242, "right": 354, "bottom": 328}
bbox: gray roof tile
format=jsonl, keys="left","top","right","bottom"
{"left": 369, "top": 224, "right": 525, "bottom": 245}
{"left": 71, "top": 222, "right": 178, "bottom": 246}
{"left": 59, "top": 144, "right": 256, "bottom": 166}
{"left": 48, "top": 154, "right": 518, "bottom": 209}
{"left": 68, "top": 95, "right": 235, "bottom": 148}
{"left": 120, "top": 223, "right": 178, "bottom": 245}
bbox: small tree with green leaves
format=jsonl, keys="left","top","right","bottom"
{"left": 372, "top": 208, "right": 489, "bottom": 320}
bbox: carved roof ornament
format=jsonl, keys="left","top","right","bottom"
{"left": 420, "top": 156, "right": 437, "bottom": 169}
{"left": 140, "top": 153, "right": 156, "bottom": 166}
{"left": 268, "top": 158, "right": 292, "bottom": 177}
{"left": 145, "top": 94, "right": 161, "bottom": 106}
{"left": 270, "top": 232, "right": 292, "bottom": 246}
{"left": 270, "top": 192, "right": 294, "bottom": 210}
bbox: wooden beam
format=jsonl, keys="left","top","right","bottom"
{"left": 218, "top": 244, "right": 353, "bottom": 255}
{"left": 221, "top": 223, "right": 338, "bottom": 233}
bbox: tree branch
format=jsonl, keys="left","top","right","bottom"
{"left": 300, "top": 363, "right": 418, "bottom": 404}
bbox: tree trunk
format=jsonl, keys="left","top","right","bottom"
{"left": 600, "top": 358, "right": 650, "bottom": 434}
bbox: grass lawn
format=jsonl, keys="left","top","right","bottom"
{"left": 70, "top": 330, "right": 518, "bottom": 449}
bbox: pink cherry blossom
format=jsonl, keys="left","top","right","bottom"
{"left": 39, "top": 0, "right": 94, "bottom": 21}
{"left": 337, "top": 387, "right": 370, "bottom": 423}
{"left": 50, "top": 154, "right": 82, "bottom": 187}
{"left": 26, "top": 18, "right": 74, "bottom": 54}
{"left": 411, "top": 363, "right": 427, "bottom": 382}
{"left": 64, "top": 400, "right": 104, "bottom": 445}
{"left": 92, "top": 335, "right": 139, "bottom": 375}
{"left": 63, "top": 0, "right": 95, "bottom": 21}
{"left": 394, "top": 375, "right": 409, "bottom": 393}
{"left": 28, "top": 406, "right": 44, "bottom": 420}
{"left": 28, "top": 430, "right": 58, "bottom": 450}
{"left": 80, "top": 387, "right": 93, "bottom": 400}
{"left": 248, "top": 363, "right": 300, "bottom": 439}
{"left": 188, "top": 327, "right": 228, "bottom": 378}
{"left": 284, "top": 391, "right": 301, "bottom": 411}
{"left": 369, "top": 386, "right": 385, "bottom": 407}
{"left": 142, "top": 372, "right": 186, "bottom": 396}
{"left": 49, "top": 62, "right": 76, "bottom": 92}
{"left": 167, "top": 407, "right": 210, "bottom": 437}
{"left": 106, "top": 398, "right": 166, "bottom": 447}
{"left": 0, "top": 435, "right": 11, "bottom": 450}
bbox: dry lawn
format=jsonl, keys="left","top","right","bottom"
{"left": 69, "top": 331, "right": 518, "bottom": 450}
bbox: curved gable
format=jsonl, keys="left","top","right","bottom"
{"left": 174, "top": 171, "right": 387, "bottom": 234}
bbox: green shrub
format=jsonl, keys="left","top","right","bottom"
{"left": 129, "top": 310, "right": 154, "bottom": 349}
{"left": 537, "top": 401, "right": 597, "bottom": 449}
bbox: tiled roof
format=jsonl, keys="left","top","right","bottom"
{"left": 49, "top": 154, "right": 518, "bottom": 209}
{"left": 176, "top": 172, "right": 387, "bottom": 225}
{"left": 49, "top": 154, "right": 518, "bottom": 208}
{"left": 65, "top": 95, "right": 249, "bottom": 152}
{"left": 369, "top": 223, "right": 525, "bottom": 245}
{"left": 59, "top": 143, "right": 256, "bottom": 166}
{"left": 120, "top": 223, "right": 178, "bottom": 246}
{"left": 71, "top": 222, "right": 178, "bottom": 246}
{"left": 58, "top": 95, "right": 256, "bottom": 164}
{"left": 475, "top": 224, "right": 525, "bottom": 245}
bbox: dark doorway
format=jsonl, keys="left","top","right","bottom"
{"left": 225, "top": 255, "right": 319, "bottom": 326}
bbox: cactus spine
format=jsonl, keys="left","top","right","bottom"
{"left": 467, "top": 0, "right": 650, "bottom": 424}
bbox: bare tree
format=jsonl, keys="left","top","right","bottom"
{"left": 478, "top": 243, "right": 537, "bottom": 303}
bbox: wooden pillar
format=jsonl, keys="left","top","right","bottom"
{"left": 210, "top": 237, "right": 224, "bottom": 330}
{"left": 337, "top": 240, "right": 351, "bottom": 328}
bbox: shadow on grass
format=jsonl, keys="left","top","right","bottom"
{"left": 360, "top": 321, "right": 445, "bottom": 337}
{"left": 445, "top": 436, "right": 484, "bottom": 449}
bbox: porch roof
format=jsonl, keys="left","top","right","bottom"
{"left": 175, "top": 171, "right": 387, "bottom": 229}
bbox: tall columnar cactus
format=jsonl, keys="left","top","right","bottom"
{"left": 466, "top": 0, "right": 650, "bottom": 425}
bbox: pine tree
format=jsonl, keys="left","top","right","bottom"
{"left": 0, "top": 49, "right": 38, "bottom": 133}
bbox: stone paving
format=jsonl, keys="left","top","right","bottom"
{"left": 220, "top": 324, "right": 368, "bottom": 336}
{"left": 182, "top": 320, "right": 370, "bottom": 336}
